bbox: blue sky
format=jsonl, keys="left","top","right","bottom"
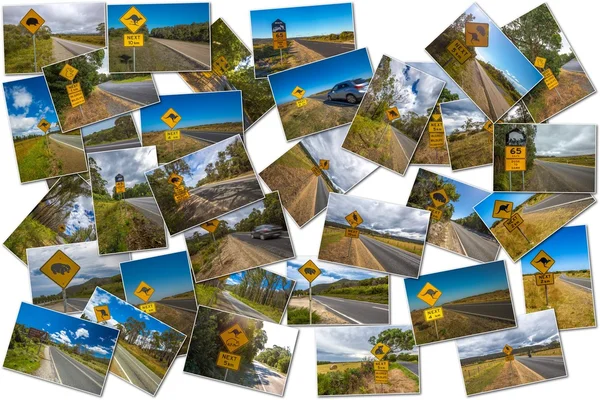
{"left": 409, "top": 62, "right": 467, "bottom": 100}
{"left": 82, "top": 115, "right": 136, "bottom": 137}
{"left": 107, "top": 3, "right": 209, "bottom": 30}
{"left": 405, "top": 261, "right": 510, "bottom": 310}
{"left": 251, "top": 3, "right": 354, "bottom": 39}
{"left": 465, "top": 4, "right": 541, "bottom": 94}
{"left": 474, "top": 192, "right": 534, "bottom": 227}
{"left": 4, "top": 76, "right": 58, "bottom": 138}
{"left": 268, "top": 49, "right": 372, "bottom": 104}
{"left": 521, "top": 226, "right": 590, "bottom": 274}
{"left": 15, "top": 303, "right": 118, "bottom": 359}
{"left": 226, "top": 269, "right": 293, "bottom": 292}
{"left": 120, "top": 252, "right": 195, "bottom": 305}
{"left": 288, "top": 257, "right": 387, "bottom": 291}
{"left": 141, "top": 92, "right": 242, "bottom": 133}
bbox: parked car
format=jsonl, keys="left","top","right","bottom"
{"left": 327, "top": 78, "right": 369, "bottom": 104}
{"left": 251, "top": 224, "right": 283, "bottom": 240}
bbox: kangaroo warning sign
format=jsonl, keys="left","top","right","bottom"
{"left": 447, "top": 39, "right": 472, "bottom": 64}
{"left": 298, "top": 260, "right": 322, "bottom": 283}
{"left": 94, "top": 305, "right": 111, "bottom": 322}
{"left": 370, "top": 342, "right": 391, "bottom": 361}
{"left": 120, "top": 6, "right": 147, "bottom": 34}
{"left": 220, "top": 323, "right": 249, "bottom": 353}
{"left": 534, "top": 56, "right": 547, "bottom": 69}
{"left": 272, "top": 19, "right": 287, "bottom": 50}
{"left": 492, "top": 200, "right": 513, "bottom": 219}
{"left": 291, "top": 86, "right": 305, "bottom": 99}
{"left": 37, "top": 119, "right": 51, "bottom": 133}
{"left": 216, "top": 351, "right": 241, "bottom": 371}
{"left": 386, "top": 107, "right": 400, "bottom": 121}
{"left": 319, "top": 159, "right": 330, "bottom": 170}
{"left": 134, "top": 281, "right": 155, "bottom": 303}
{"left": 483, "top": 120, "right": 494, "bottom": 134}
{"left": 161, "top": 108, "right": 181, "bottom": 129}
{"left": 200, "top": 219, "right": 220, "bottom": 233}
{"left": 429, "top": 189, "right": 449, "bottom": 208}
{"left": 20, "top": 9, "right": 45, "bottom": 35}
{"left": 465, "top": 22, "right": 489, "bottom": 47}
{"left": 530, "top": 250, "right": 555, "bottom": 274}
{"left": 58, "top": 224, "right": 66, "bottom": 233}
{"left": 345, "top": 210, "right": 363, "bottom": 228}
{"left": 503, "top": 344, "right": 513, "bottom": 355}
{"left": 417, "top": 282, "right": 442, "bottom": 307}
{"left": 39, "top": 250, "right": 81, "bottom": 289}
{"left": 59, "top": 64, "right": 79, "bottom": 81}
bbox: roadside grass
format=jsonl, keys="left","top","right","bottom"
{"left": 537, "top": 154, "right": 595, "bottom": 167}
{"left": 319, "top": 285, "right": 388, "bottom": 304}
{"left": 253, "top": 42, "right": 293, "bottom": 77}
{"left": 14, "top": 136, "right": 52, "bottom": 182}
{"left": 194, "top": 284, "right": 218, "bottom": 306}
{"left": 523, "top": 274, "right": 595, "bottom": 329}
{"left": 110, "top": 75, "right": 153, "bottom": 84}
{"left": 228, "top": 292, "right": 283, "bottom": 322}
{"left": 278, "top": 144, "right": 314, "bottom": 170}
{"left": 448, "top": 130, "right": 492, "bottom": 170}
{"left": 279, "top": 97, "right": 356, "bottom": 140}
{"left": 118, "top": 340, "right": 167, "bottom": 379}
{"left": 48, "top": 137, "right": 87, "bottom": 175}
{"left": 446, "top": 289, "right": 511, "bottom": 305}
{"left": 490, "top": 199, "right": 594, "bottom": 260}
{"left": 4, "top": 216, "right": 59, "bottom": 262}
{"left": 184, "top": 122, "right": 243, "bottom": 133}
{"left": 142, "top": 131, "right": 208, "bottom": 164}
{"left": 343, "top": 115, "right": 393, "bottom": 167}
{"left": 563, "top": 270, "right": 591, "bottom": 278}
{"left": 411, "top": 130, "right": 449, "bottom": 165}
{"left": 3, "top": 342, "right": 42, "bottom": 374}
{"left": 368, "top": 234, "right": 423, "bottom": 256}
{"left": 287, "top": 307, "right": 321, "bottom": 324}
{"left": 462, "top": 359, "right": 504, "bottom": 396}
{"left": 85, "top": 136, "right": 140, "bottom": 147}
{"left": 54, "top": 35, "right": 105, "bottom": 46}
{"left": 317, "top": 361, "right": 362, "bottom": 374}
{"left": 66, "top": 351, "right": 110, "bottom": 375}
{"left": 390, "top": 362, "right": 420, "bottom": 386}
{"left": 320, "top": 226, "right": 345, "bottom": 248}
{"left": 533, "top": 348, "right": 563, "bottom": 356}
{"left": 5, "top": 38, "right": 53, "bottom": 74}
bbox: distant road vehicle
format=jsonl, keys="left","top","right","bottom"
{"left": 251, "top": 224, "right": 283, "bottom": 240}
{"left": 327, "top": 78, "right": 368, "bottom": 104}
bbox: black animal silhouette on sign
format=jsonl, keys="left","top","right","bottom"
{"left": 166, "top": 113, "right": 179, "bottom": 122}
{"left": 229, "top": 328, "right": 243, "bottom": 338}
{"left": 432, "top": 192, "right": 447, "bottom": 203}
{"left": 51, "top": 263, "right": 71, "bottom": 275}
{"left": 170, "top": 176, "right": 180, "bottom": 184}
{"left": 304, "top": 267, "right": 316, "bottom": 275}
{"left": 476, "top": 26, "right": 487, "bottom": 37}
{"left": 467, "top": 31, "right": 480, "bottom": 43}
{"left": 423, "top": 289, "right": 439, "bottom": 299}
{"left": 323, "top": 161, "right": 328, "bottom": 167}
{"left": 136, "top": 286, "right": 152, "bottom": 295}
{"left": 294, "top": 88, "right": 304, "bottom": 95}
{"left": 226, "top": 338, "right": 239, "bottom": 347}
{"left": 496, "top": 204, "right": 511, "bottom": 214}
{"left": 40, "top": 122, "right": 49, "bottom": 128}
{"left": 98, "top": 309, "right": 109, "bottom": 318}
{"left": 534, "top": 257, "right": 552, "bottom": 268}
{"left": 205, "top": 221, "right": 215, "bottom": 227}
{"left": 374, "top": 345, "right": 385, "bottom": 355}
{"left": 26, "top": 17, "right": 40, "bottom": 27}
{"left": 125, "top": 14, "right": 143, "bottom": 25}
{"left": 352, "top": 213, "right": 358, "bottom": 222}
{"left": 388, "top": 110, "right": 398, "bottom": 118}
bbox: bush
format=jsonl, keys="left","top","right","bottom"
{"left": 287, "top": 307, "right": 321, "bottom": 324}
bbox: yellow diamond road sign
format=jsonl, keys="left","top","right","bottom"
{"left": 371, "top": 342, "right": 391, "bottom": 361}
{"left": 20, "top": 9, "right": 45, "bottom": 35}
{"left": 429, "top": 189, "right": 449, "bottom": 208}
{"left": 534, "top": 57, "right": 547, "bottom": 69}
{"left": 530, "top": 250, "right": 555, "bottom": 274}
{"left": 168, "top": 172, "right": 184, "bottom": 186}
{"left": 319, "top": 159, "right": 330, "bottom": 170}
{"left": 503, "top": 344, "right": 513, "bottom": 355}
{"left": 94, "top": 305, "right": 111, "bottom": 322}
{"left": 201, "top": 219, "right": 220, "bottom": 233}
{"left": 59, "top": 64, "right": 79, "bottom": 81}
{"left": 298, "top": 260, "right": 322, "bottom": 283}
{"left": 134, "top": 281, "right": 155, "bottom": 303}
{"left": 291, "top": 86, "right": 306, "bottom": 99}
{"left": 492, "top": 200, "right": 513, "bottom": 219}
{"left": 345, "top": 210, "right": 363, "bottom": 228}
{"left": 220, "top": 323, "right": 249, "bottom": 353}
{"left": 483, "top": 120, "right": 494, "bottom": 134}
{"left": 386, "top": 107, "right": 400, "bottom": 121}
{"left": 39, "top": 250, "right": 81, "bottom": 289}
{"left": 417, "top": 282, "right": 442, "bottom": 307}
{"left": 120, "top": 6, "right": 147, "bottom": 34}
{"left": 161, "top": 108, "right": 181, "bottom": 129}
{"left": 465, "top": 22, "right": 489, "bottom": 47}
{"left": 37, "top": 119, "right": 51, "bottom": 133}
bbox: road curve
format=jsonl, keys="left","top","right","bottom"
{"left": 252, "top": 361, "right": 286, "bottom": 395}
{"left": 52, "top": 37, "right": 103, "bottom": 56}
{"left": 49, "top": 133, "right": 84, "bottom": 150}
{"left": 516, "top": 356, "right": 566, "bottom": 379}
{"left": 230, "top": 232, "right": 294, "bottom": 259}
{"left": 124, "top": 197, "right": 165, "bottom": 227}
{"left": 397, "top": 361, "right": 419, "bottom": 376}
{"left": 475, "top": 60, "right": 511, "bottom": 120}
{"left": 180, "top": 129, "right": 238, "bottom": 144}
{"left": 533, "top": 159, "right": 595, "bottom": 192}
{"left": 522, "top": 193, "right": 594, "bottom": 214}
{"left": 50, "top": 346, "right": 105, "bottom": 395}
{"left": 450, "top": 221, "right": 499, "bottom": 262}
{"left": 443, "top": 301, "right": 515, "bottom": 322}
{"left": 559, "top": 274, "right": 592, "bottom": 290}
{"left": 293, "top": 39, "right": 355, "bottom": 58}
{"left": 219, "top": 290, "right": 275, "bottom": 322}
{"left": 391, "top": 126, "right": 417, "bottom": 161}
{"left": 359, "top": 236, "right": 421, "bottom": 277}
{"left": 98, "top": 80, "right": 159, "bottom": 106}
{"left": 157, "top": 298, "right": 197, "bottom": 313}
{"left": 150, "top": 38, "right": 210, "bottom": 68}
{"left": 315, "top": 176, "right": 329, "bottom": 215}
{"left": 312, "top": 295, "right": 388, "bottom": 324}
{"left": 85, "top": 138, "right": 141, "bottom": 153}
{"left": 114, "top": 345, "right": 161, "bottom": 395}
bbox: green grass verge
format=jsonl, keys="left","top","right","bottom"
{"left": 228, "top": 292, "right": 283, "bottom": 322}
{"left": 4, "top": 216, "right": 59, "bottom": 262}
{"left": 287, "top": 307, "right": 321, "bottom": 324}
{"left": 3, "top": 343, "right": 42, "bottom": 374}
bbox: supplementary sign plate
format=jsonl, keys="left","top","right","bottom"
{"left": 124, "top": 34, "right": 144, "bottom": 47}
{"left": 429, "top": 132, "right": 445, "bottom": 148}
{"left": 503, "top": 213, "right": 524, "bottom": 233}
{"left": 535, "top": 273, "right": 555, "bottom": 286}
{"left": 373, "top": 361, "right": 389, "bottom": 371}
{"left": 530, "top": 250, "right": 555, "bottom": 274}
{"left": 39, "top": 250, "right": 81, "bottom": 289}
{"left": 427, "top": 206, "right": 443, "bottom": 221}
{"left": 298, "top": 260, "right": 321, "bottom": 283}
{"left": 371, "top": 342, "right": 390, "bottom": 361}
{"left": 220, "top": 323, "right": 249, "bottom": 353}
{"left": 345, "top": 228, "right": 360, "bottom": 239}
{"left": 505, "top": 354, "right": 515, "bottom": 361}
{"left": 311, "top": 165, "right": 322, "bottom": 176}
{"left": 140, "top": 302, "right": 156, "bottom": 314}
{"left": 216, "top": 351, "right": 241, "bottom": 370}
{"left": 374, "top": 370, "right": 388, "bottom": 383}
{"left": 296, "top": 98, "right": 307, "bottom": 107}
{"left": 417, "top": 282, "right": 442, "bottom": 307}
{"left": 66, "top": 83, "right": 85, "bottom": 107}
{"left": 505, "top": 159, "right": 526, "bottom": 171}
{"left": 505, "top": 146, "right": 526, "bottom": 159}
{"left": 447, "top": 39, "right": 472, "bottom": 64}
{"left": 165, "top": 130, "right": 180, "bottom": 141}
{"left": 424, "top": 306, "right": 444, "bottom": 321}
{"left": 428, "top": 121, "right": 444, "bottom": 133}
{"left": 173, "top": 186, "right": 190, "bottom": 203}
{"left": 115, "top": 181, "right": 125, "bottom": 194}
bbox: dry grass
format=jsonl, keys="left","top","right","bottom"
{"left": 142, "top": 130, "right": 210, "bottom": 164}
{"left": 319, "top": 226, "right": 384, "bottom": 272}
{"left": 288, "top": 298, "right": 348, "bottom": 325}
{"left": 412, "top": 130, "right": 450, "bottom": 165}
{"left": 448, "top": 130, "right": 493, "bottom": 170}
{"left": 369, "top": 235, "right": 423, "bottom": 256}
{"left": 317, "top": 362, "right": 362, "bottom": 374}
{"left": 448, "top": 289, "right": 511, "bottom": 305}
{"left": 536, "top": 154, "right": 595, "bottom": 167}
{"left": 523, "top": 274, "right": 595, "bottom": 329}
{"left": 48, "top": 137, "right": 87, "bottom": 175}
{"left": 532, "top": 348, "right": 563, "bottom": 356}
{"left": 462, "top": 359, "right": 505, "bottom": 395}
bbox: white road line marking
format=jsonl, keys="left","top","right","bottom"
{"left": 445, "top": 307, "right": 515, "bottom": 322}
{"left": 125, "top": 199, "right": 162, "bottom": 216}
{"left": 559, "top": 274, "right": 592, "bottom": 291}
{"left": 117, "top": 346, "right": 161, "bottom": 385}
{"left": 254, "top": 363, "right": 268, "bottom": 392}
{"left": 49, "top": 135, "right": 84, "bottom": 152}
{"left": 98, "top": 86, "right": 146, "bottom": 106}
{"left": 312, "top": 298, "right": 362, "bottom": 324}
{"left": 372, "top": 306, "right": 388, "bottom": 311}
{"left": 55, "top": 348, "right": 103, "bottom": 387}
{"left": 113, "top": 354, "right": 133, "bottom": 383}
{"left": 49, "top": 347, "right": 62, "bottom": 384}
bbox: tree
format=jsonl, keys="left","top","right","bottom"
{"left": 96, "top": 22, "right": 105, "bottom": 36}
{"left": 88, "top": 157, "right": 108, "bottom": 196}
{"left": 368, "top": 328, "right": 415, "bottom": 354}
{"left": 406, "top": 169, "right": 460, "bottom": 221}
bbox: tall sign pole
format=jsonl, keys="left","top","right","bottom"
{"left": 20, "top": 9, "right": 45, "bottom": 73}
{"left": 271, "top": 19, "right": 287, "bottom": 64}
{"left": 298, "top": 260, "right": 322, "bottom": 325}
{"left": 417, "top": 282, "right": 444, "bottom": 340}
{"left": 120, "top": 7, "right": 147, "bottom": 72}
{"left": 200, "top": 220, "right": 223, "bottom": 268}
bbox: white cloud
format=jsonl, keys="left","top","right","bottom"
{"left": 51, "top": 330, "right": 72, "bottom": 346}
{"left": 10, "top": 86, "right": 33, "bottom": 109}
{"left": 74, "top": 327, "right": 89, "bottom": 340}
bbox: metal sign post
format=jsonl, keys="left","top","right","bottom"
{"left": 120, "top": 6, "right": 147, "bottom": 72}
{"left": 20, "top": 9, "right": 45, "bottom": 72}
{"left": 298, "top": 260, "right": 322, "bottom": 325}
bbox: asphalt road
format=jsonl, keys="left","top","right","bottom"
{"left": 450, "top": 221, "right": 499, "bottom": 262}
{"left": 516, "top": 356, "right": 566, "bottom": 379}
{"left": 65, "top": 298, "right": 89, "bottom": 311}
{"left": 315, "top": 176, "right": 329, "bottom": 214}
{"left": 124, "top": 197, "right": 164, "bottom": 227}
{"left": 443, "top": 301, "right": 515, "bottom": 322}
{"left": 230, "top": 231, "right": 293, "bottom": 258}
{"left": 189, "top": 175, "right": 263, "bottom": 206}
{"left": 522, "top": 193, "right": 593, "bottom": 214}
{"left": 391, "top": 126, "right": 417, "bottom": 160}
{"left": 359, "top": 236, "right": 421, "bottom": 277}
{"left": 98, "top": 80, "right": 158, "bottom": 106}
{"left": 52, "top": 37, "right": 103, "bottom": 56}
{"left": 180, "top": 129, "right": 238, "bottom": 144}
{"left": 219, "top": 290, "right": 275, "bottom": 322}
{"left": 475, "top": 60, "right": 510, "bottom": 120}
{"left": 85, "top": 138, "right": 141, "bottom": 153}
{"left": 49, "top": 133, "right": 84, "bottom": 150}
{"left": 114, "top": 345, "right": 161, "bottom": 395}
{"left": 150, "top": 37, "right": 210, "bottom": 68}
{"left": 50, "top": 346, "right": 105, "bottom": 395}
{"left": 294, "top": 39, "right": 355, "bottom": 58}
{"left": 252, "top": 361, "right": 286, "bottom": 395}
{"left": 312, "top": 295, "right": 388, "bottom": 324}
{"left": 398, "top": 361, "right": 419, "bottom": 376}
{"left": 559, "top": 274, "right": 592, "bottom": 290}
{"left": 533, "top": 159, "right": 595, "bottom": 192}
{"left": 562, "top": 58, "right": 584, "bottom": 72}
{"left": 157, "top": 298, "right": 197, "bottom": 313}
{"left": 310, "top": 92, "right": 358, "bottom": 107}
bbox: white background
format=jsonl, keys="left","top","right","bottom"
{"left": 0, "top": 0, "right": 598, "bottom": 399}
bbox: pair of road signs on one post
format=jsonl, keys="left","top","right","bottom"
{"left": 311, "top": 159, "right": 330, "bottom": 176}
{"left": 344, "top": 210, "right": 363, "bottom": 252}
{"left": 272, "top": 19, "right": 288, "bottom": 52}
{"left": 445, "top": 23, "right": 489, "bottom": 66}
{"left": 200, "top": 219, "right": 224, "bottom": 268}
{"left": 168, "top": 172, "right": 190, "bottom": 204}
{"left": 134, "top": 281, "right": 156, "bottom": 314}
{"left": 216, "top": 323, "right": 250, "bottom": 373}
{"left": 120, "top": 7, "right": 147, "bottom": 71}
{"left": 503, "top": 344, "right": 515, "bottom": 361}
{"left": 371, "top": 343, "right": 391, "bottom": 384}
{"left": 39, "top": 250, "right": 81, "bottom": 314}
{"left": 298, "top": 260, "right": 322, "bottom": 325}
{"left": 115, "top": 173, "right": 126, "bottom": 195}
{"left": 530, "top": 249, "right": 556, "bottom": 305}
{"left": 292, "top": 86, "right": 307, "bottom": 107}
{"left": 203, "top": 55, "right": 232, "bottom": 78}
{"left": 492, "top": 200, "right": 530, "bottom": 243}
{"left": 59, "top": 64, "right": 86, "bottom": 110}
{"left": 426, "top": 188, "right": 449, "bottom": 221}
{"left": 428, "top": 113, "right": 445, "bottom": 149}
{"left": 417, "top": 282, "right": 444, "bottom": 339}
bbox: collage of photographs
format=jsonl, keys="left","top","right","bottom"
{"left": 0, "top": 1, "right": 597, "bottom": 399}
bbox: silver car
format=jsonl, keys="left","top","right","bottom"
{"left": 327, "top": 78, "right": 368, "bottom": 104}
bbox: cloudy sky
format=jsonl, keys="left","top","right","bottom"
{"left": 302, "top": 126, "right": 378, "bottom": 192}
{"left": 27, "top": 242, "right": 130, "bottom": 298}
{"left": 90, "top": 147, "right": 157, "bottom": 194}
{"left": 316, "top": 325, "right": 418, "bottom": 362}
{"left": 534, "top": 125, "right": 596, "bottom": 157}
{"left": 41, "top": 176, "right": 94, "bottom": 237}
{"left": 259, "top": 320, "right": 298, "bottom": 352}
{"left": 409, "top": 62, "right": 467, "bottom": 100}
{"left": 325, "top": 193, "right": 429, "bottom": 241}
{"left": 457, "top": 310, "right": 561, "bottom": 359}
{"left": 288, "top": 256, "right": 387, "bottom": 291}
{"left": 4, "top": 3, "right": 105, "bottom": 34}
{"left": 440, "top": 99, "right": 487, "bottom": 135}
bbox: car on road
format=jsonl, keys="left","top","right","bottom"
{"left": 327, "top": 78, "right": 368, "bottom": 104}
{"left": 251, "top": 224, "right": 283, "bottom": 240}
